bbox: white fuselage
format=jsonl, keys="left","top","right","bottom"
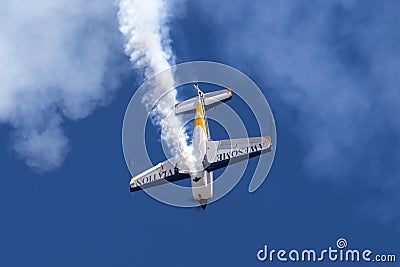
{"left": 190, "top": 96, "right": 213, "bottom": 203}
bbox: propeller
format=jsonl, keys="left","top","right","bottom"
{"left": 186, "top": 198, "right": 207, "bottom": 212}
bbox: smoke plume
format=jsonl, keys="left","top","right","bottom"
{"left": 0, "top": 0, "right": 123, "bottom": 171}
{"left": 118, "top": 0, "right": 194, "bottom": 166}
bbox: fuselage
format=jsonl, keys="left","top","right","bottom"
{"left": 190, "top": 92, "right": 213, "bottom": 206}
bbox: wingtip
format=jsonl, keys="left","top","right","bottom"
{"left": 264, "top": 136, "right": 271, "bottom": 143}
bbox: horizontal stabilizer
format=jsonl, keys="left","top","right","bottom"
{"left": 175, "top": 88, "right": 232, "bottom": 114}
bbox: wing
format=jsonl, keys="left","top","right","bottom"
{"left": 205, "top": 136, "right": 273, "bottom": 171}
{"left": 130, "top": 156, "right": 191, "bottom": 192}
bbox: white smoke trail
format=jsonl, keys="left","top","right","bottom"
{"left": 118, "top": 0, "right": 194, "bottom": 167}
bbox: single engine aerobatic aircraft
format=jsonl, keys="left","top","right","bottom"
{"left": 130, "top": 83, "right": 273, "bottom": 209}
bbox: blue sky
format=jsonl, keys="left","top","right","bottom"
{"left": 0, "top": 0, "right": 399, "bottom": 266}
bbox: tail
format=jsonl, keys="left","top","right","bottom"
{"left": 175, "top": 84, "right": 232, "bottom": 115}
{"left": 194, "top": 83, "right": 204, "bottom": 97}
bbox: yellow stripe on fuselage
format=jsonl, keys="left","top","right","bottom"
{"left": 194, "top": 103, "right": 207, "bottom": 137}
